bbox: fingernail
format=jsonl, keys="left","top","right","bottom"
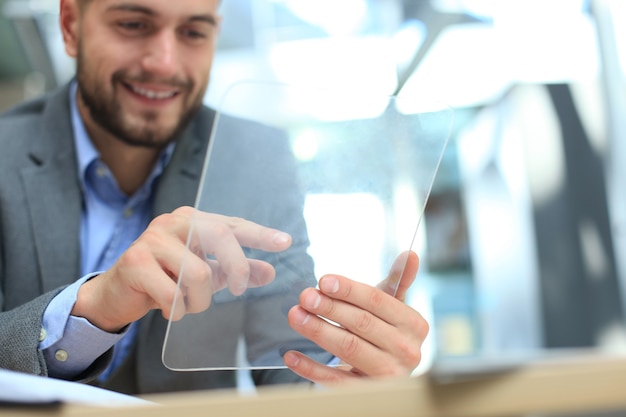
{"left": 231, "top": 284, "right": 247, "bottom": 296}
{"left": 273, "top": 231, "right": 291, "bottom": 245}
{"left": 305, "top": 291, "right": 321, "bottom": 309}
{"left": 292, "top": 308, "right": 311, "bottom": 325}
{"left": 284, "top": 351, "right": 300, "bottom": 367}
{"left": 386, "top": 254, "right": 408, "bottom": 286}
{"left": 391, "top": 253, "right": 408, "bottom": 276}
{"left": 320, "top": 276, "right": 339, "bottom": 293}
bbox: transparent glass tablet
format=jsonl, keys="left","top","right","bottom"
{"left": 162, "top": 81, "right": 453, "bottom": 371}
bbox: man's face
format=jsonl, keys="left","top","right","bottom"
{"left": 64, "top": 0, "right": 220, "bottom": 148}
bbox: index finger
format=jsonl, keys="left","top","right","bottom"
{"left": 191, "top": 213, "right": 292, "bottom": 296}
{"left": 195, "top": 212, "right": 292, "bottom": 252}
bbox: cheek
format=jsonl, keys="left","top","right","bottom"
{"left": 195, "top": 60, "right": 214, "bottom": 89}
{"left": 184, "top": 65, "right": 211, "bottom": 100}
{"left": 80, "top": 43, "right": 110, "bottom": 74}
{"left": 85, "top": 38, "right": 141, "bottom": 76}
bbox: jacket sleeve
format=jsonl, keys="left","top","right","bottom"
{"left": 0, "top": 288, "right": 113, "bottom": 382}
{"left": 0, "top": 290, "right": 57, "bottom": 376}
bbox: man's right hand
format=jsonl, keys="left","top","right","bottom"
{"left": 71, "top": 206, "right": 292, "bottom": 332}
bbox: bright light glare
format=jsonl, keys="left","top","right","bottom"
{"left": 392, "top": 19, "right": 426, "bottom": 69}
{"left": 493, "top": 1, "right": 599, "bottom": 83}
{"left": 400, "top": 1, "right": 598, "bottom": 108}
{"left": 303, "top": 194, "right": 386, "bottom": 286}
{"left": 292, "top": 129, "right": 319, "bottom": 162}
{"left": 607, "top": 0, "right": 626, "bottom": 74}
{"left": 284, "top": 0, "right": 368, "bottom": 36}
{"left": 393, "top": 180, "right": 423, "bottom": 253}
{"left": 400, "top": 24, "right": 511, "bottom": 109}
{"left": 268, "top": 37, "right": 395, "bottom": 120}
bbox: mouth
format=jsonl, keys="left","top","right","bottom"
{"left": 122, "top": 81, "right": 181, "bottom": 102}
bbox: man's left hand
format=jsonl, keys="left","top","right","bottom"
{"left": 284, "top": 251, "right": 428, "bottom": 384}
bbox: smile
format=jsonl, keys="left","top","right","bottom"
{"left": 125, "top": 83, "right": 179, "bottom": 100}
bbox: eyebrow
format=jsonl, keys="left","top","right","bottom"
{"left": 106, "top": 3, "right": 218, "bottom": 26}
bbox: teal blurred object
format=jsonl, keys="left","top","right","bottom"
{"left": 0, "top": 0, "right": 30, "bottom": 80}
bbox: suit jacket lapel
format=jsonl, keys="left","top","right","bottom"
{"left": 21, "top": 86, "right": 82, "bottom": 292}
{"left": 152, "top": 107, "right": 214, "bottom": 216}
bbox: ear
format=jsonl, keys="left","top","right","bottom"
{"left": 59, "top": 0, "right": 81, "bottom": 58}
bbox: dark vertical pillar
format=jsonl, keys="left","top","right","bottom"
{"left": 534, "top": 83, "right": 623, "bottom": 347}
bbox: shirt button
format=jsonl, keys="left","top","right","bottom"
{"left": 123, "top": 207, "right": 133, "bottom": 218}
{"left": 39, "top": 328, "right": 47, "bottom": 342}
{"left": 55, "top": 350, "right": 69, "bottom": 362}
{"left": 96, "top": 166, "right": 107, "bottom": 178}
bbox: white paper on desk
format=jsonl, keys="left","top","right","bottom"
{"left": 0, "top": 368, "right": 151, "bottom": 407}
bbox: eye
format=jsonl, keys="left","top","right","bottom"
{"left": 181, "top": 29, "right": 206, "bottom": 39}
{"left": 116, "top": 20, "right": 151, "bottom": 34}
{"left": 178, "top": 20, "right": 217, "bottom": 44}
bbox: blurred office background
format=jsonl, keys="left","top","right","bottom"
{"left": 3, "top": 0, "right": 626, "bottom": 375}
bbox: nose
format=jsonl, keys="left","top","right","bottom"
{"left": 141, "top": 30, "right": 179, "bottom": 79}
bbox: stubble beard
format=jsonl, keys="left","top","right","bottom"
{"left": 76, "top": 48, "right": 205, "bottom": 149}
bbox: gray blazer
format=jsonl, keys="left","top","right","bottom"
{"left": 0, "top": 84, "right": 329, "bottom": 394}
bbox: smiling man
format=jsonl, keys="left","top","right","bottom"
{"left": 0, "top": 0, "right": 429, "bottom": 395}
{"left": 68, "top": 0, "right": 219, "bottom": 193}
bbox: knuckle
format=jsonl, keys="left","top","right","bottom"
{"left": 185, "top": 259, "right": 213, "bottom": 283}
{"left": 226, "top": 216, "right": 246, "bottom": 227}
{"left": 167, "top": 309, "right": 185, "bottom": 323}
{"left": 139, "top": 227, "right": 163, "bottom": 245}
{"left": 172, "top": 206, "right": 194, "bottom": 217}
{"left": 340, "top": 279, "right": 353, "bottom": 298}
{"left": 396, "top": 339, "right": 422, "bottom": 366}
{"left": 229, "top": 263, "right": 251, "bottom": 280}
{"left": 367, "top": 289, "right": 385, "bottom": 310}
{"left": 321, "top": 298, "right": 338, "bottom": 318}
{"left": 187, "top": 296, "right": 211, "bottom": 314}
{"left": 339, "top": 333, "right": 361, "bottom": 362}
{"left": 408, "top": 312, "right": 430, "bottom": 339}
{"left": 209, "top": 221, "right": 231, "bottom": 240}
{"left": 118, "top": 242, "right": 152, "bottom": 267}
{"left": 388, "top": 364, "right": 409, "bottom": 378}
{"left": 323, "top": 372, "right": 344, "bottom": 386}
{"left": 374, "top": 362, "right": 402, "bottom": 378}
{"left": 354, "top": 311, "right": 374, "bottom": 334}
{"left": 189, "top": 242, "right": 205, "bottom": 259}
{"left": 308, "top": 316, "right": 325, "bottom": 339}
{"left": 160, "top": 285, "right": 179, "bottom": 312}
{"left": 298, "top": 357, "right": 315, "bottom": 377}
{"left": 149, "top": 212, "right": 179, "bottom": 231}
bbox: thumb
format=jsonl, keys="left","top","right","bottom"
{"left": 377, "top": 250, "right": 419, "bottom": 302}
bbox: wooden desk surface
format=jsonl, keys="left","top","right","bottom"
{"left": 4, "top": 352, "right": 626, "bottom": 417}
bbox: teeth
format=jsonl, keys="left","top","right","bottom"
{"left": 130, "top": 85, "right": 177, "bottom": 100}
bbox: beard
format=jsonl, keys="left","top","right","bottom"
{"left": 76, "top": 48, "right": 205, "bottom": 149}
